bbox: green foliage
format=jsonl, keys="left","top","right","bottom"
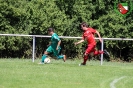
{"left": 0, "top": 0, "right": 133, "bottom": 61}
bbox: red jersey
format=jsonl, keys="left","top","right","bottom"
{"left": 82, "top": 28, "right": 96, "bottom": 45}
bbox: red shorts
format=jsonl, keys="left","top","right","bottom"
{"left": 85, "top": 44, "right": 96, "bottom": 55}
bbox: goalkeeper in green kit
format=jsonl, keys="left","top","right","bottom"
{"left": 38, "top": 27, "right": 66, "bottom": 64}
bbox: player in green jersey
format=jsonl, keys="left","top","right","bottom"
{"left": 38, "top": 27, "right": 66, "bottom": 64}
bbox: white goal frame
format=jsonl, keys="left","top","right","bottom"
{"left": 0, "top": 34, "right": 133, "bottom": 65}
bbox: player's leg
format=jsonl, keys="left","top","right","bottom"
{"left": 57, "top": 55, "right": 66, "bottom": 61}
{"left": 93, "top": 47, "right": 104, "bottom": 56}
{"left": 39, "top": 46, "right": 52, "bottom": 64}
{"left": 93, "top": 46, "right": 110, "bottom": 57}
{"left": 54, "top": 47, "right": 66, "bottom": 62}
{"left": 80, "top": 45, "right": 94, "bottom": 66}
{"left": 57, "top": 55, "right": 66, "bottom": 62}
{"left": 41, "top": 51, "right": 49, "bottom": 63}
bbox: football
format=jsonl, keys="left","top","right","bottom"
{"left": 44, "top": 57, "right": 51, "bottom": 64}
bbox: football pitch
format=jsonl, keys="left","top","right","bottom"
{"left": 0, "top": 59, "right": 133, "bottom": 88}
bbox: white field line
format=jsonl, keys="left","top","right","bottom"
{"left": 110, "top": 76, "right": 126, "bottom": 88}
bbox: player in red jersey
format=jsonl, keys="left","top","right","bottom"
{"left": 75, "top": 22, "right": 109, "bottom": 66}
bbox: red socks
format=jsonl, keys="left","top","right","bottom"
{"left": 83, "top": 55, "right": 88, "bottom": 64}
{"left": 94, "top": 50, "right": 104, "bottom": 56}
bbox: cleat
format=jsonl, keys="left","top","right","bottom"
{"left": 63, "top": 55, "right": 66, "bottom": 62}
{"left": 104, "top": 49, "right": 110, "bottom": 57}
{"left": 79, "top": 63, "right": 86, "bottom": 66}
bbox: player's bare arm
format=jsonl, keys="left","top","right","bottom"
{"left": 95, "top": 30, "right": 102, "bottom": 43}
{"left": 75, "top": 39, "right": 84, "bottom": 45}
{"left": 56, "top": 40, "right": 61, "bottom": 50}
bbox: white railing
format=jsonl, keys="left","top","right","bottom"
{"left": 0, "top": 34, "right": 133, "bottom": 65}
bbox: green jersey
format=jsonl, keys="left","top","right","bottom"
{"left": 50, "top": 33, "right": 60, "bottom": 49}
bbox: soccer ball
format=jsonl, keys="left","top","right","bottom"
{"left": 44, "top": 57, "right": 51, "bottom": 64}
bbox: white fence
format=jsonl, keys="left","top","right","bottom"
{"left": 0, "top": 34, "right": 133, "bottom": 65}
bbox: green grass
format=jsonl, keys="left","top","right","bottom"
{"left": 0, "top": 59, "right": 133, "bottom": 88}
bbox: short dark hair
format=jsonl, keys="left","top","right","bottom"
{"left": 80, "top": 22, "right": 88, "bottom": 27}
{"left": 47, "top": 27, "right": 54, "bottom": 32}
